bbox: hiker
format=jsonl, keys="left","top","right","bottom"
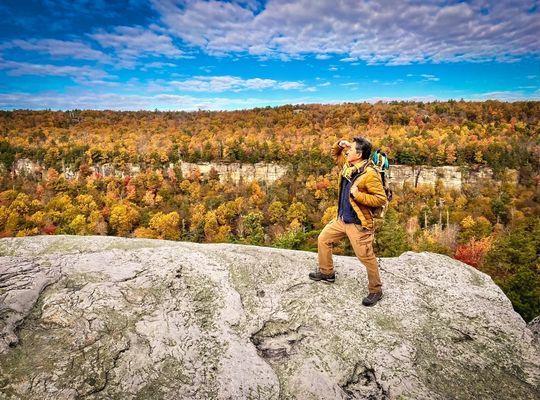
{"left": 309, "top": 136, "right": 387, "bottom": 306}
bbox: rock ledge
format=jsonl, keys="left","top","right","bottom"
{"left": 0, "top": 235, "right": 539, "bottom": 399}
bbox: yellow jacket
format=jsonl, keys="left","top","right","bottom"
{"left": 332, "top": 139, "right": 387, "bottom": 230}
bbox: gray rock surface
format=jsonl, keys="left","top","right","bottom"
{"left": 0, "top": 235, "right": 538, "bottom": 399}
{"left": 529, "top": 316, "right": 540, "bottom": 343}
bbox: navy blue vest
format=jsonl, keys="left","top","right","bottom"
{"left": 338, "top": 170, "right": 363, "bottom": 224}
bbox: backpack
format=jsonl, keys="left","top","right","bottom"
{"left": 349, "top": 149, "right": 393, "bottom": 219}
{"left": 369, "top": 149, "right": 393, "bottom": 219}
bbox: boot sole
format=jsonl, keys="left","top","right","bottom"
{"left": 362, "top": 293, "right": 383, "bottom": 306}
{"left": 309, "top": 276, "right": 335, "bottom": 283}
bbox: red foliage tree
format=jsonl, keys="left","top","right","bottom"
{"left": 454, "top": 237, "right": 492, "bottom": 268}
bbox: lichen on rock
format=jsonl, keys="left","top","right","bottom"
{"left": 0, "top": 235, "right": 538, "bottom": 399}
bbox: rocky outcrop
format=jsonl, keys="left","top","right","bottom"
{"left": 6, "top": 158, "right": 517, "bottom": 189}
{"left": 529, "top": 316, "right": 540, "bottom": 343}
{"left": 178, "top": 160, "right": 288, "bottom": 184}
{"left": 387, "top": 164, "right": 518, "bottom": 190}
{"left": 1, "top": 235, "right": 538, "bottom": 399}
{"left": 6, "top": 158, "right": 288, "bottom": 184}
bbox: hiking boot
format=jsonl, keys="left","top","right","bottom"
{"left": 362, "top": 291, "right": 383, "bottom": 306}
{"left": 308, "top": 270, "right": 336, "bottom": 283}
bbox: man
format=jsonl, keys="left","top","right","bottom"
{"left": 309, "top": 136, "right": 387, "bottom": 306}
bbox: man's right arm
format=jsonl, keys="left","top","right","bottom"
{"left": 332, "top": 139, "right": 348, "bottom": 166}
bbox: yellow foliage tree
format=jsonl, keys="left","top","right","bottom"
{"left": 149, "top": 211, "right": 180, "bottom": 240}
{"left": 109, "top": 203, "right": 139, "bottom": 236}
{"left": 321, "top": 206, "right": 338, "bottom": 225}
{"left": 460, "top": 215, "right": 475, "bottom": 229}
{"left": 268, "top": 201, "right": 285, "bottom": 224}
{"left": 286, "top": 201, "right": 307, "bottom": 224}
{"left": 203, "top": 211, "right": 219, "bottom": 242}
{"left": 214, "top": 225, "right": 232, "bottom": 242}
{"left": 69, "top": 214, "right": 90, "bottom": 235}
{"left": 133, "top": 227, "right": 158, "bottom": 239}
{"left": 189, "top": 204, "right": 206, "bottom": 233}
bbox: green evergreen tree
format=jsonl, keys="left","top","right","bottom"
{"left": 241, "top": 211, "right": 265, "bottom": 245}
{"left": 375, "top": 208, "right": 411, "bottom": 257}
{"left": 484, "top": 217, "right": 540, "bottom": 322}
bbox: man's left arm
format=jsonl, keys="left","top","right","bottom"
{"left": 350, "top": 169, "right": 387, "bottom": 207}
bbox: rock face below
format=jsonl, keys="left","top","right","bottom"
{"left": 0, "top": 235, "right": 538, "bottom": 400}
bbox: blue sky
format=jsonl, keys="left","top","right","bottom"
{"left": 0, "top": 0, "right": 539, "bottom": 110}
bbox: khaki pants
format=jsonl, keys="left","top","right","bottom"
{"left": 317, "top": 216, "right": 383, "bottom": 293}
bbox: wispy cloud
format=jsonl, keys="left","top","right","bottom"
{"left": 2, "top": 88, "right": 539, "bottom": 111}
{"left": 151, "top": 0, "right": 540, "bottom": 64}
{"left": 140, "top": 61, "right": 178, "bottom": 71}
{"left": 167, "top": 75, "right": 305, "bottom": 92}
{"left": 406, "top": 73, "right": 440, "bottom": 82}
{"left": 472, "top": 90, "right": 540, "bottom": 101}
{"left": 420, "top": 74, "right": 440, "bottom": 82}
{"left": 1, "top": 39, "right": 110, "bottom": 62}
{"left": 90, "top": 25, "right": 186, "bottom": 65}
{"left": 199, "top": 65, "right": 215, "bottom": 73}
{"left": 0, "top": 91, "right": 316, "bottom": 111}
{"left": 315, "top": 54, "right": 331, "bottom": 60}
{"left": 0, "top": 58, "right": 112, "bottom": 81}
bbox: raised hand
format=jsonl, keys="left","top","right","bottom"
{"left": 339, "top": 140, "right": 351, "bottom": 148}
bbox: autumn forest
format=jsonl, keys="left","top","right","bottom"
{"left": 0, "top": 100, "right": 539, "bottom": 321}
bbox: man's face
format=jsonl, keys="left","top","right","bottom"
{"left": 345, "top": 143, "right": 362, "bottom": 162}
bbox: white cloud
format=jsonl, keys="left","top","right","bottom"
{"left": 1, "top": 39, "right": 110, "bottom": 62}
{"left": 420, "top": 74, "right": 440, "bottom": 81}
{"left": 472, "top": 90, "right": 540, "bottom": 101}
{"left": 140, "top": 61, "right": 178, "bottom": 71}
{"left": 199, "top": 65, "right": 215, "bottom": 73}
{"left": 91, "top": 25, "right": 185, "bottom": 63}
{"left": 278, "top": 81, "right": 304, "bottom": 90}
{"left": 0, "top": 91, "right": 316, "bottom": 111}
{"left": 0, "top": 58, "right": 112, "bottom": 81}
{"left": 168, "top": 75, "right": 305, "bottom": 92}
{"left": 406, "top": 74, "right": 440, "bottom": 82}
{"left": 2, "top": 27, "right": 188, "bottom": 70}
{"left": 151, "top": 0, "right": 540, "bottom": 64}
{"left": 2, "top": 89, "right": 538, "bottom": 111}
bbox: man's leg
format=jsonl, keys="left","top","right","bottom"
{"left": 317, "top": 217, "right": 347, "bottom": 275}
{"left": 346, "top": 224, "right": 383, "bottom": 293}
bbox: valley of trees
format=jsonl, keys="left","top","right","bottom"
{"left": 0, "top": 100, "right": 538, "bottom": 321}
